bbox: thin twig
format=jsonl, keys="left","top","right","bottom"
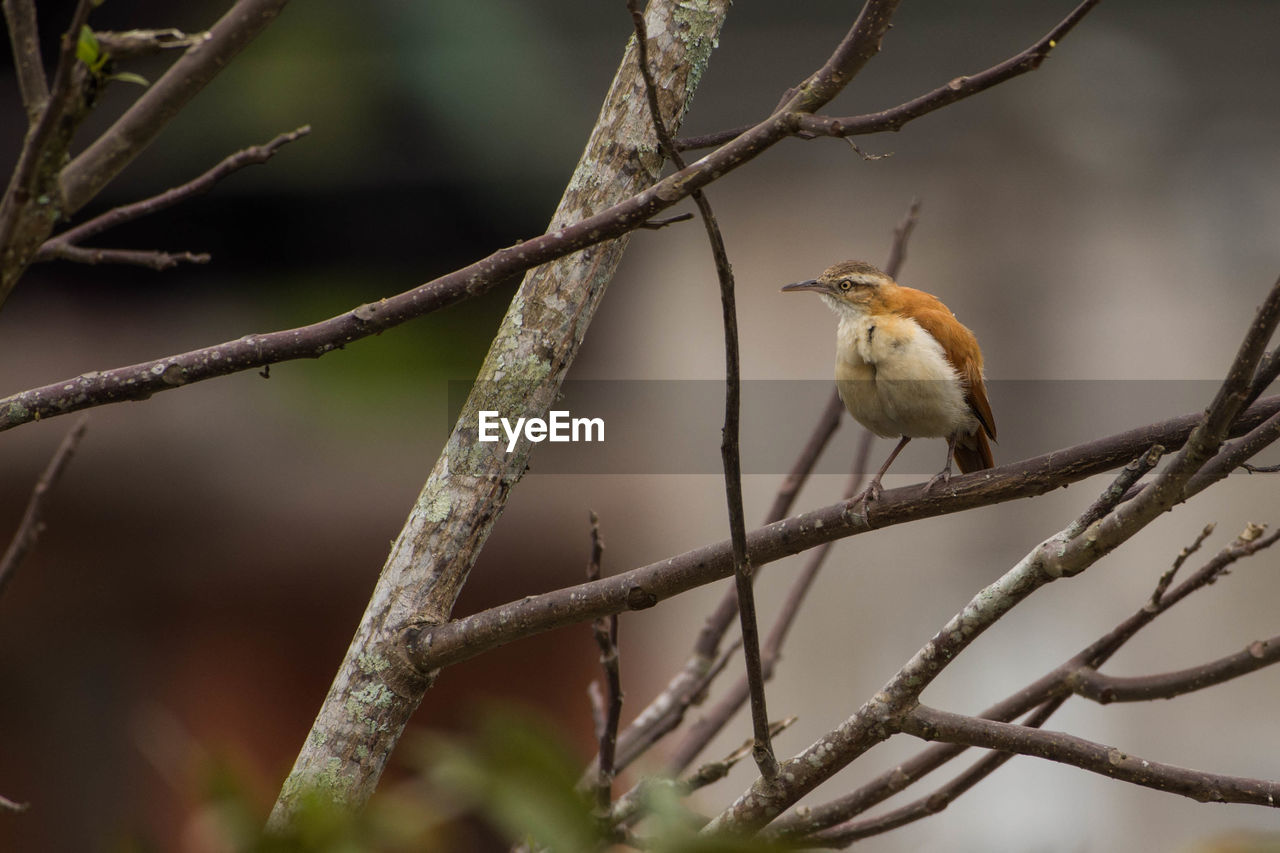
{"left": 0, "top": 416, "right": 89, "bottom": 596}
{"left": 586, "top": 511, "right": 622, "bottom": 818}
{"left": 661, "top": 199, "right": 922, "bottom": 775}
{"left": 901, "top": 705, "right": 1280, "bottom": 807}
{"left": 1148, "top": 522, "right": 1215, "bottom": 608}
{"left": 676, "top": 0, "right": 1104, "bottom": 151}
{"left": 2, "top": 0, "right": 48, "bottom": 123}
{"left": 637, "top": 213, "right": 695, "bottom": 230}
{"left": 771, "top": 482, "right": 1280, "bottom": 839}
{"left": 37, "top": 126, "right": 310, "bottom": 263}
{"left": 808, "top": 700, "right": 1063, "bottom": 846}
{"left": 1071, "top": 632, "right": 1280, "bottom": 704}
{"left": 629, "top": 0, "right": 778, "bottom": 781}
{"left": 36, "top": 245, "right": 211, "bottom": 270}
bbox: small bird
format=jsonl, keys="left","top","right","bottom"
{"left": 782, "top": 260, "right": 996, "bottom": 504}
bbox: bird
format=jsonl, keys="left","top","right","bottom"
{"left": 782, "top": 259, "right": 996, "bottom": 506}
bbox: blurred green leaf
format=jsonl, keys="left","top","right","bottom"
{"left": 76, "top": 26, "right": 101, "bottom": 68}
{"left": 422, "top": 709, "right": 600, "bottom": 852}
{"left": 108, "top": 71, "right": 150, "bottom": 87}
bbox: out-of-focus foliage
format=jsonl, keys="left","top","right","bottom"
{"left": 119, "top": 708, "right": 792, "bottom": 852}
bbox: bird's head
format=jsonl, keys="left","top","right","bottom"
{"left": 781, "top": 260, "right": 895, "bottom": 316}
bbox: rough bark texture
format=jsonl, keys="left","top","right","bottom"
{"left": 268, "top": 0, "right": 730, "bottom": 828}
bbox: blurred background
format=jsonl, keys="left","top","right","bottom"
{"left": 1, "top": 0, "right": 1279, "bottom": 849}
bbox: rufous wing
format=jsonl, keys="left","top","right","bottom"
{"left": 894, "top": 287, "right": 997, "bottom": 446}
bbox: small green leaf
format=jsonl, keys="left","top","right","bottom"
{"left": 107, "top": 71, "right": 150, "bottom": 87}
{"left": 76, "top": 25, "right": 100, "bottom": 67}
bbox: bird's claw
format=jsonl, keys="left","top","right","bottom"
{"left": 924, "top": 469, "right": 952, "bottom": 493}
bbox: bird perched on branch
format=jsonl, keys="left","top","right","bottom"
{"left": 782, "top": 260, "right": 996, "bottom": 505}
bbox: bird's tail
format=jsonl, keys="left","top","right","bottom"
{"left": 954, "top": 429, "right": 994, "bottom": 473}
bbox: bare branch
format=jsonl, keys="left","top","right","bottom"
{"left": 901, "top": 705, "right": 1280, "bottom": 808}
{"left": 710, "top": 326, "right": 1280, "bottom": 835}
{"left": 1149, "top": 523, "right": 1215, "bottom": 607}
{"left": 1072, "top": 633, "right": 1280, "bottom": 704}
{"left": 665, "top": 441, "right": 873, "bottom": 775}
{"left": 406, "top": 396, "right": 1280, "bottom": 675}
{"left": 628, "top": 0, "right": 779, "bottom": 781}
{"left": 35, "top": 245, "right": 211, "bottom": 270}
{"left": 3, "top": 0, "right": 48, "bottom": 122}
{"left": 59, "top": 0, "right": 292, "bottom": 214}
{"left": 37, "top": 126, "right": 309, "bottom": 260}
{"left": 677, "top": 0, "right": 1103, "bottom": 151}
{"left": 586, "top": 512, "right": 622, "bottom": 817}
{"left": 94, "top": 28, "right": 209, "bottom": 60}
{"left": 0, "top": 0, "right": 96, "bottom": 302}
{"left": 806, "top": 701, "right": 1061, "bottom": 847}
{"left": 0, "top": 416, "right": 89, "bottom": 597}
{"left": 772, "top": 515, "right": 1279, "bottom": 838}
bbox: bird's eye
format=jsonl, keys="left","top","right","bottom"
{"left": 838, "top": 279, "right": 854, "bottom": 291}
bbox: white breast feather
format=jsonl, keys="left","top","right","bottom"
{"left": 833, "top": 313, "right": 977, "bottom": 439}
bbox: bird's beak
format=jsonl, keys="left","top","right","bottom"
{"left": 781, "top": 279, "right": 822, "bottom": 293}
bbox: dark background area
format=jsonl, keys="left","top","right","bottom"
{"left": 2, "top": 2, "right": 1279, "bottom": 850}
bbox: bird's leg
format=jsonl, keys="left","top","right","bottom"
{"left": 854, "top": 435, "right": 911, "bottom": 517}
{"left": 925, "top": 436, "right": 958, "bottom": 492}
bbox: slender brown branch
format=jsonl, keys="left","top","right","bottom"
{"left": 902, "top": 704, "right": 1280, "bottom": 807}
{"left": 666, "top": 440, "right": 873, "bottom": 775}
{"left": 713, "top": 296, "right": 1280, "bottom": 834}
{"left": 35, "top": 245, "right": 211, "bottom": 270}
{"left": 585, "top": 200, "right": 915, "bottom": 785}
{"left": 677, "top": 0, "right": 1103, "bottom": 151}
{"left": 405, "top": 395, "right": 1280, "bottom": 675}
{"left": 37, "top": 126, "right": 309, "bottom": 259}
{"left": 0, "top": 416, "right": 89, "bottom": 596}
{"left": 808, "top": 700, "right": 1063, "bottom": 847}
{"left": 1149, "top": 522, "right": 1214, "bottom": 607}
{"left": 3, "top": 0, "right": 48, "bottom": 123}
{"left": 1071, "top": 633, "right": 1280, "bottom": 704}
{"left": 629, "top": 0, "right": 779, "bottom": 780}
{"left": 585, "top": 512, "right": 621, "bottom": 818}
{"left": 94, "top": 28, "right": 208, "bottom": 59}
{"left": 58, "top": 0, "right": 293, "bottom": 214}
{"left": 771, "top": 496, "right": 1279, "bottom": 838}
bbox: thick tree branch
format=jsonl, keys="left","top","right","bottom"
{"left": 406, "top": 396, "right": 1280, "bottom": 674}
{"left": 901, "top": 705, "right": 1280, "bottom": 808}
{"left": 267, "top": 2, "right": 733, "bottom": 828}
{"left": 0, "top": 416, "right": 89, "bottom": 597}
{"left": 3, "top": 0, "right": 48, "bottom": 123}
{"left": 58, "top": 0, "right": 292, "bottom": 214}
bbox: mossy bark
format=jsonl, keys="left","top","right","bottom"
{"left": 269, "top": 0, "right": 731, "bottom": 828}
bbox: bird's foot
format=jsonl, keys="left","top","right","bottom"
{"left": 848, "top": 477, "right": 885, "bottom": 526}
{"left": 924, "top": 468, "right": 953, "bottom": 493}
